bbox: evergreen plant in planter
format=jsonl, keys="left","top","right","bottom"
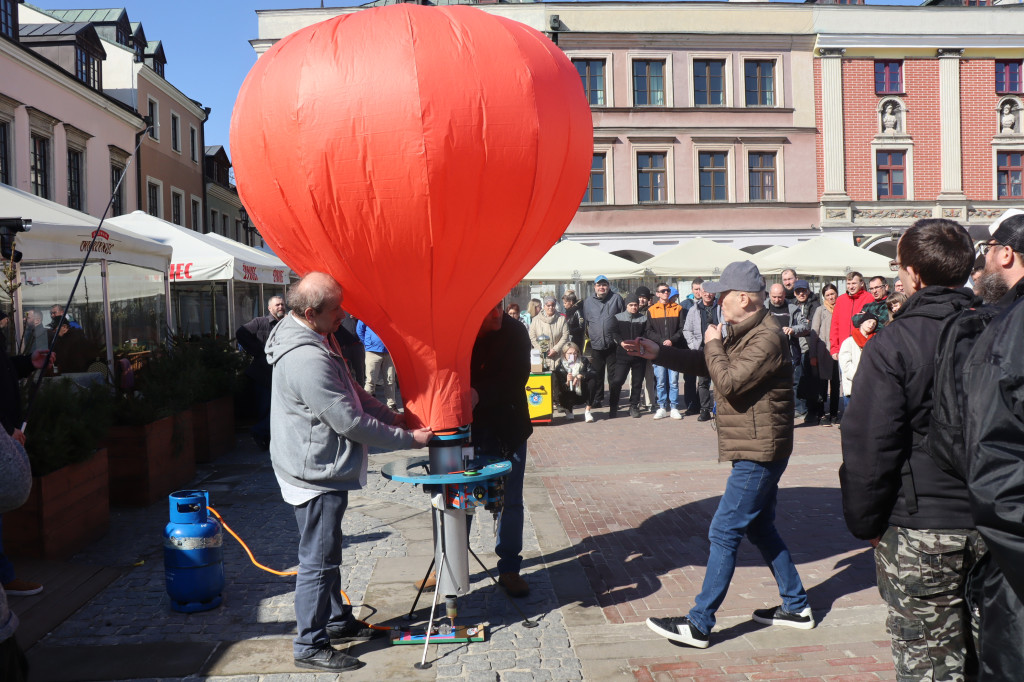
{"left": 183, "top": 338, "right": 245, "bottom": 462}
{"left": 5, "top": 379, "right": 114, "bottom": 558}
{"left": 107, "top": 348, "right": 198, "bottom": 507}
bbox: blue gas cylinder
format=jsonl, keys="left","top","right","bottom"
{"left": 163, "top": 490, "right": 224, "bottom": 613}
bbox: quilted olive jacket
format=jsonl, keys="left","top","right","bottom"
{"left": 654, "top": 308, "right": 794, "bottom": 462}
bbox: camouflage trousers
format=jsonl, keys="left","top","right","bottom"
{"left": 875, "top": 526, "right": 986, "bottom": 682}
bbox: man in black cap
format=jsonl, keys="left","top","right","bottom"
{"left": 974, "top": 209, "right": 1024, "bottom": 306}
{"left": 627, "top": 260, "right": 813, "bottom": 649}
{"left": 579, "top": 275, "right": 624, "bottom": 422}
{"left": 634, "top": 286, "right": 656, "bottom": 412}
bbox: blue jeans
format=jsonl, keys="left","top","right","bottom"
{"left": 688, "top": 459, "right": 809, "bottom": 635}
{"left": 653, "top": 363, "right": 679, "bottom": 409}
{"left": 792, "top": 357, "right": 806, "bottom": 416}
{"left": 0, "top": 517, "right": 15, "bottom": 584}
{"left": 292, "top": 491, "right": 354, "bottom": 657}
{"left": 467, "top": 442, "right": 527, "bottom": 575}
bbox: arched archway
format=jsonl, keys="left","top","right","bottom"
{"left": 865, "top": 239, "right": 897, "bottom": 259}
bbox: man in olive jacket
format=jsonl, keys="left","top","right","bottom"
{"left": 627, "top": 261, "right": 813, "bottom": 649}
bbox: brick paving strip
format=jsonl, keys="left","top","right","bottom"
{"left": 17, "top": 405, "right": 894, "bottom": 681}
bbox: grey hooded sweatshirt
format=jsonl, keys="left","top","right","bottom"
{"left": 265, "top": 313, "right": 413, "bottom": 495}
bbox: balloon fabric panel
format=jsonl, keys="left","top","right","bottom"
{"left": 230, "top": 4, "right": 592, "bottom": 430}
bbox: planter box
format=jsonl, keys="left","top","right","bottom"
{"left": 5, "top": 449, "right": 110, "bottom": 559}
{"left": 192, "top": 395, "right": 236, "bottom": 463}
{"left": 107, "top": 411, "right": 195, "bottom": 507}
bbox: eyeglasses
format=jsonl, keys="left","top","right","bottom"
{"left": 869, "top": 285, "right": 886, "bottom": 292}
{"left": 981, "top": 241, "right": 1005, "bottom": 256}
{"left": 888, "top": 260, "right": 901, "bottom": 272}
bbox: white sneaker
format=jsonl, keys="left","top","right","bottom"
{"left": 670, "top": 408, "right": 683, "bottom": 420}
{"left": 566, "top": 409, "right": 575, "bottom": 421}
{"left": 653, "top": 408, "right": 668, "bottom": 420}
{"left": 584, "top": 410, "right": 594, "bottom": 423}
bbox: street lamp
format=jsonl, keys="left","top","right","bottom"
{"left": 239, "top": 206, "right": 250, "bottom": 245}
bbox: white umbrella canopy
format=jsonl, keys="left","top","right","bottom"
{"left": 635, "top": 238, "right": 748, "bottom": 278}
{"left": 522, "top": 240, "right": 639, "bottom": 281}
{"left": 756, "top": 236, "right": 893, "bottom": 277}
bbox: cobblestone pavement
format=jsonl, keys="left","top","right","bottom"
{"left": 33, "top": 399, "right": 894, "bottom": 681}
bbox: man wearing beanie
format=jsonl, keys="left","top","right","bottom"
{"left": 628, "top": 261, "right": 813, "bottom": 649}
{"left": 634, "top": 286, "right": 657, "bottom": 412}
{"left": 609, "top": 293, "right": 649, "bottom": 418}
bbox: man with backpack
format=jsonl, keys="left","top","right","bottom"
{"left": 839, "top": 219, "right": 983, "bottom": 681}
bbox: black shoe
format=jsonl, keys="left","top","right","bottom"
{"left": 684, "top": 406, "right": 700, "bottom": 416}
{"left": 803, "top": 416, "right": 820, "bottom": 427}
{"left": 697, "top": 410, "right": 712, "bottom": 422}
{"left": 645, "top": 616, "right": 709, "bottom": 648}
{"left": 294, "top": 646, "right": 365, "bottom": 672}
{"left": 822, "top": 415, "right": 833, "bottom": 427}
{"left": 629, "top": 405, "right": 641, "bottom": 418}
{"left": 327, "top": 620, "right": 388, "bottom": 643}
{"left": 608, "top": 410, "right": 618, "bottom": 419}
{"left": 751, "top": 605, "right": 816, "bottom": 630}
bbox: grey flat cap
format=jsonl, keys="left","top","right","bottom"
{"left": 701, "top": 261, "right": 766, "bottom": 295}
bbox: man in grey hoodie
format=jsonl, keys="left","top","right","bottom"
{"left": 265, "top": 272, "right": 432, "bottom": 672}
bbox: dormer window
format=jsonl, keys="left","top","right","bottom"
{"left": 134, "top": 40, "right": 143, "bottom": 62}
{"left": 153, "top": 60, "right": 164, "bottom": 78}
{"left": 116, "top": 25, "right": 128, "bottom": 46}
{"left": 76, "top": 46, "right": 101, "bottom": 89}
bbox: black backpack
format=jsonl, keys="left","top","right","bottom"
{"left": 927, "top": 305, "right": 1001, "bottom": 480}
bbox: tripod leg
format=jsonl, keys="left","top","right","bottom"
{"left": 415, "top": 508, "right": 447, "bottom": 670}
{"left": 407, "top": 557, "right": 436, "bottom": 620}
{"left": 468, "top": 547, "right": 538, "bottom": 628}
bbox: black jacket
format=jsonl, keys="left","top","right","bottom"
{"left": 839, "top": 286, "right": 977, "bottom": 539}
{"left": 237, "top": 314, "right": 281, "bottom": 387}
{"left": 471, "top": 314, "right": 533, "bottom": 457}
{"left": 564, "top": 303, "right": 585, "bottom": 350}
{"left": 610, "top": 310, "right": 648, "bottom": 356}
{"left": 0, "top": 346, "right": 33, "bottom": 435}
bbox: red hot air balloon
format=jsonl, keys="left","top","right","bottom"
{"left": 230, "top": 4, "right": 592, "bottom": 430}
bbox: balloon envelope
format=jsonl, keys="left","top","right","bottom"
{"left": 231, "top": 4, "right": 592, "bottom": 429}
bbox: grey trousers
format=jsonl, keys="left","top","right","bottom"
{"left": 292, "top": 491, "right": 353, "bottom": 657}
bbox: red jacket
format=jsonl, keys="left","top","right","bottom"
{"left": 829, "top": 289, "right": 873, "bottom": 355}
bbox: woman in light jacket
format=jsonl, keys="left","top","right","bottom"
{"left": 529, "top": 297, "right": 569, "bottom": 371}
{"left": 809, "top": 283, "right": 840, "bottom": 426}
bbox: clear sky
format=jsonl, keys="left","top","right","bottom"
{"left": 34, "top": 0, "right": 920, "bottom": 160}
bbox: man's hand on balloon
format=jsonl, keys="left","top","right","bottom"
{"left": 31, "top": 350, "right": 54, "bottom": 370}
{"left": 624, "top": 337, "right": 658, "bottom": 360}
{"left": 410, "top": 428, "right": 433, "bottom": 448}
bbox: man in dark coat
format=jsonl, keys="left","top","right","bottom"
{"left": 580, "top": 275, "right": 624, "bottom": 420}
{"left": 237, "top": 295, "right": 286, "bottom": 450}
{"left": 840, "top": 219, "right": 983, "bottom": 681}
{"left": 470, "top": 301, "right": 534, "bottom": 597}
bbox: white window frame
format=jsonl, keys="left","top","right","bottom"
{"left": 739, "top": 53, "right": 785, "bottom": 109}
{"left": 566, "top": 52, "right": 614, "bottom": 108}
{"left": 170, "top": 186, "right": 185, "bottom": 225}
{"left": 631, "top": 143, "right": 674, "bottom": 205}
{"left": 687, "top": 53, "right": 733, "bottom": 108}
{"left": 189, "top": 125, "right": 199, "bottom": 163}
{"left": 628, "top": 52, "right": 673, "bottom": 108}
{"left": 870, "top": 141, "right": 914, "bottom": 202}
{"left": 190, "top": 194, "right": 203, "bottom": 231}
{"left": 991, "top": 143, "right": 1024, "bottom": 201}
{"left": 585, "top": 143, "right": 615, "bottom": 205}
{"left": 147, "top": 97, "right": 159, "bottom": 141}
{"left": 692, "top": 143, "right": 734, "bottom": 204}
{"left": 145, "top": 175, "right": 163, "bottom": 218}
{"left": 740, "top": 143, "right": 785, "bottom": 203}
{"left": 169, "top": 111, "right": 181, "bottom": 153}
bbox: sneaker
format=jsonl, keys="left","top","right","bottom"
{"left": 629, "top": 405, "right": 641, "bottom": 419}
{"left": 566, "top": 409, "right": 575, "bottom": 421}
{"left": 294, "top": 646, "right": 365, "bottom": 672}
{"left": 327, "top": 620, "right": 388, "bottom": 643}
{"left": 822, "top": 415, "right": 833, "bottom": 427}
{"left": 3, "top": 579, "right": 43, "bottom": 597}
{"left": 670, "top": 408, "right": 683, "bottom": 420}
{"left": 751, "top": 605, "right": 816, "bottom": 630}
{"left": 414, "top": 571, "right": 436, "bottom": 591}
{"left": 653, "top": 408, "right": 668, "bottom": 420}
{"left": 645, "top": 616, "right": 709, "bottom": 648}
{"left": 498, "top": 572, "right": 530, "bottom": 598}
{"left": 697, "top": 410, "right": 713, "bottom": 422}
{"left": 584, "top": 410, "right": 595, "bottom": 423}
